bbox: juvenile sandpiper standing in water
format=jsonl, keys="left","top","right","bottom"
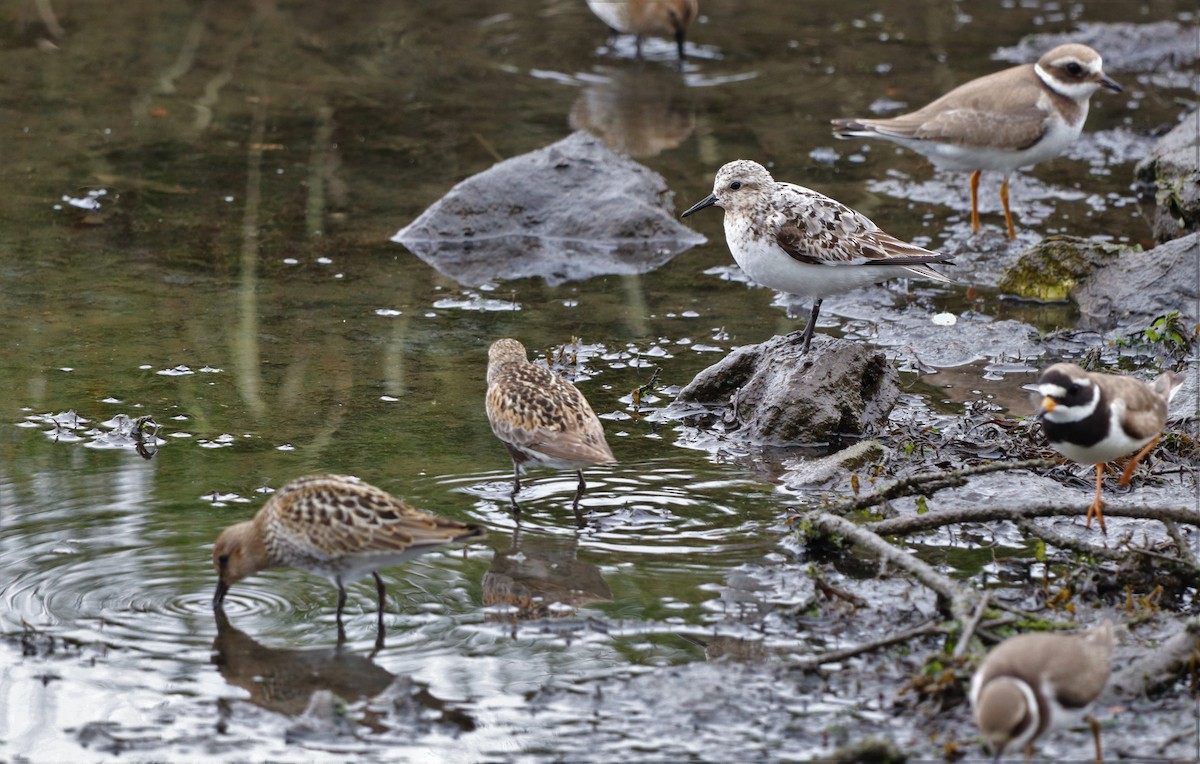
{"left": 1029, "top": 362, "right": 1183, "bottom": 533}
{"left": 832, "top": 43, "right": 1121, "bottom": 239}
{"left": 486, "top": 338, "right": 616, "bottom": 527}
{"left": 971, "top": 621, "right": 1115, "bottom": 762}
{"left": 212, "top": 474, "right": 484, "bottom": 643}
{"left": 681, "top": 159, "right": 953, "bottom": 353}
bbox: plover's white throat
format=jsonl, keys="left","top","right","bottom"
{"left": 832, "top": 43, "right": 1121, "bottom": 239}
{"left": 971, "top": 621, "right": 1114, "bottom": 762}
{"left": 586, "top": 0, "right": 698, "bottom": 64}
{"left": 681, "top": 159, "right": 953, "bottom": 353}
{"left": 486, "top": 338, "right": 616, "bottom": 526}
{"left": 1029, "top": 362, "right": 1182, "bottom": 532}
{"left": 212, "top": 474, "right": 484, "bottom": 642}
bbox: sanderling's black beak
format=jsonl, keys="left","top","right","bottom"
{"left": 681, "top": 193, "right": 717, "bottom": 218}
{"left": 213, "top": 579, "right": 229, "bottom": 609}
{"left": 1099, "top": 74, "right": 1122, "bottom": 92}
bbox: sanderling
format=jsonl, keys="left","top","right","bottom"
{"left": 681, "top": 159, "right": 952, "bottom": 353}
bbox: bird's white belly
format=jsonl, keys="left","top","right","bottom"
{"left": 1048, "top": 402, "right": 1154, "bottom": 464}
{"left": 897, "top": 108, "right": 1084, "bottom": 173}
{"left": 725, "top": 228, "right": 905, "bottom": 298}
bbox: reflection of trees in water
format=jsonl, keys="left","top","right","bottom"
{"left": 482, "top": 529, "right": 612, "bottom": 620}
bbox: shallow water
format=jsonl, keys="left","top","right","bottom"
{"left": 2, "top": 1, "right": 1197, "bottom": 761}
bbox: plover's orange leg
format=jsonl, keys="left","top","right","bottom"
{"left": 1088, "top": 714, "right": 1104, "bottom": 763}
{"left": 1000, "top": 175, "right": 1016, "bottom": 239}
{"left": 1085, "top": 463, "right": 1107, "bottom": 533}
{"left": 1119, "top": 434, "right": 1161, "bottom": 486}
{"left": 970, "top": 169, "right": 982, "bottom": 232}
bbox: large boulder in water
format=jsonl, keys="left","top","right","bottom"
{"left": 392, "top": 131, "right": 704, "bottom": 287}
{"left": 1135, "top": 109, "right": 1200, "bottom": 243}
{"left": 670, "top": 334, "right": 901, "bottom": 446}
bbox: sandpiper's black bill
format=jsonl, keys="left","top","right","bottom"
{"left": 681, "top": 193, "right": 717, "bottom": 218}
{"left": 213, "top": 579, "right": 229, "bottom": 608}
{"left": 1100, "top": 75, "right": 1122, "bottom": 92}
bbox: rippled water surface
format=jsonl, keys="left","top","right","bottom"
{"left": 2, "top": 0, "right": 1197, "bottom": 761}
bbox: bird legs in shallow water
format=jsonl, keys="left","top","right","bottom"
{"left": 1085, "top": 433, "right": 1163, "bottom": 534}
{"left": 969, "top": 169, "right": 1017, "bottom": 239}
{"left": 334, "top": 573, "right": 389, "bottom": 648}
{"left": 572, "top": 469, "right": 588, "bottom": 529}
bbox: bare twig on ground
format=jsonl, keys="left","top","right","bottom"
{"left": 831, "top": 459, "right": 1057, "bottom": 514}
{"left": 790, "top": 619, "right": 946, "bottom": 672}
{"left": 1108, "top": 615, "right": 1200, "bottom": 698}
{"left": 869, "top": 504, "right": 1200, "bottom": 537}
{"left": 804, "top": 510, "right": 975, "bottom": 621}
{"left": 953, "top": 592, "right": 991, "bottom": 659}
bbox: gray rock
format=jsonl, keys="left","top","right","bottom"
{"left": 392, "top": 131, "right": 705, "bottom": 286}
{"left": 671, "top": 334, "right": 901, "bottom": 445}
{"left": 1072, "top": 232, "right": 1199, "bottom": 335}
{"left": 995, "top": 21, "right": 1199, "bottom": 73}
{"left": 1136, "top": 110, "right": 1200, "bottom": 242}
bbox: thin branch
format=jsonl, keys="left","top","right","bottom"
{"left": 953, "top": 592, "right": 992, "bottom": 659}
{"left": 1163, "top": 520, "right": 1199, "bottom": 567}
{"left": 870, "top": 503, "right": 1200, "bottom": 536}
{"left": 1107, "top": 615, "right": 1200, "bottom": 698}
{"left": 790, "top": 619, "right": 946, "bottom": 672}
{"left": 804, "top": 510, "right": 975, "bottom": 621}
{"left": 829, "top": 459, "right": 1058, "bottom": 514}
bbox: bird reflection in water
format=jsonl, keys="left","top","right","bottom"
{"left": 569, "top": 66, "right": 694, "bottom": 159}
{"left": 210, "top": 609, "right": 474, "bottom": 733}
{"left": 482, "top": 529, "right": 613, "bottom": 621}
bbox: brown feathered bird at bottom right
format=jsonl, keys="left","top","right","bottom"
{"left": 485, "top": 338, "right": 615, "bottom": 527}
{"left": 971, "top": 621, "right": 1114, "bottom": 762}
{"left": 1029, "top": 362, "right": 1183, "bottom": 532}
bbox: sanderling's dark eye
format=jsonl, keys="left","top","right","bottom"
{"left": 729, "top": 181, "right": 742, "bottom": 190}
{"left": 1066, "top": 62, "right": 1083, "bottom": 76}
{"left": 218, "top": 554, "right": 230, "bottom": 567}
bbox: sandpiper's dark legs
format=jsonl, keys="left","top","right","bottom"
{"left": 674, "top": 29, "right": 686, "bottom": 66}
{"left": 572, "top": 469, "right": 588, "bottom": 528}
{"left": 799, "top": 299, "right": 823, "bottom": 353}
{"left": 373, "top": 572, "right": 387, "bottom": 651}
{"left": 336, "top": 577, "right": 348, "bottom": 644}
{"left": 374, "top": 572, "right": 387, "bottom": 614}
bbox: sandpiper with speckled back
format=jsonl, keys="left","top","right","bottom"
{"left": 971, "top": 621, "right": 1114, "bottom": 762}
{"left": 681, "top": 159, "right": 953, "bottom": 353}
{"left": 212, "top": 474, "right": 484, "bottom": 641}
{"left": 1028, "top": 362, "right": 1182, "bottom": 533}
{"left": 486, "top": 338, "right": 616, "bottom": 526}
{"left": 832, "top": 43, "right": 1121, "bottom": 239}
